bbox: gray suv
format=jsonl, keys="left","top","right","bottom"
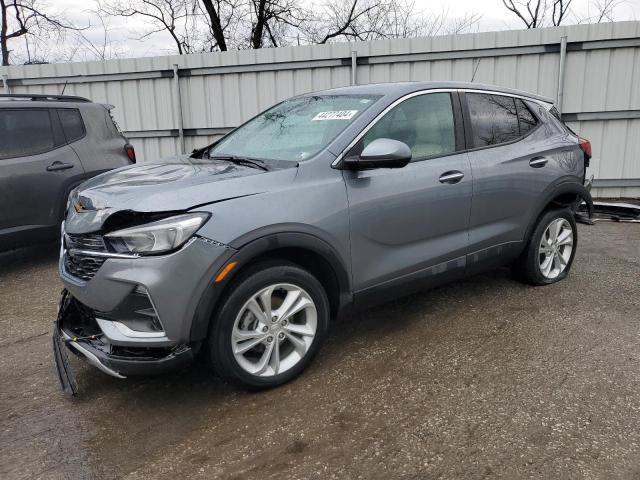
{"left": 0, "top": 94, "right": 134, "bottom": 250}
{"left": 54, "top": 81, "right": 593, "bottom": 392}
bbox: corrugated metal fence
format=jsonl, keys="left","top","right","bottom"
{"left": 1, "top": 21, "right": 639, "bottom": 197}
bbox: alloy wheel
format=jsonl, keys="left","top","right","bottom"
{"left": 231, "top": 283, "right": 317, "bottom": 377}
{"left": 538, "top": 218, "right": 574, "bottom": 279}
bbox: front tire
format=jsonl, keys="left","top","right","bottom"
{"left": 207, "top": 261, "right": 329, "bottom": 389}
{"left": 513, "top": 208, "right": 578, "bottom": 286}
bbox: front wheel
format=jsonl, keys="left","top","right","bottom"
{"left": 512, "top": 208, "right": 578, "bottom": 286}
{"left": 207, "top": 261, "right": 329, "bottom": 389}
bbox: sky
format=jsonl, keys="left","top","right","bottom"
{"left": 15, "top": 0, "right": 640, "bottom": 62}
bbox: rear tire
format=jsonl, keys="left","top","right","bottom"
{"left": 512, "top": 208, "right": 578, "bottom": 286}
{"left": 207, "top": 261, "right": 329, "bottom": 389}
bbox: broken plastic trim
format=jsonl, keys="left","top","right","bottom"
{"left": 53, "top": 290, "right": 78, "bottom": 395}
{"left": 587, "top": 201, "right": 640, "bottom": 223}
{"left": 62, "top": 330, "right": 126, "bottom": 379}
{"left": 53, "top": 289, "right": 126, "bottom": 396}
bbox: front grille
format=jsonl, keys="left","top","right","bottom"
{"left": 64, "top": 233, "right": 107, "bottom": 281}
{"left": 64, "top": 254, "right": 106, "bottom": 281}
{"left": 65, "top": 233, "right": 106, "bottom": 252}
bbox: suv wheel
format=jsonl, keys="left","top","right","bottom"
{"left": 207, "top": 261, "right": 329, "bottom": 389}
{"left": 513, "top": 208, "right": 578, "bottom": 286}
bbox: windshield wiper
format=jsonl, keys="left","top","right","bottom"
{"left": 210, "top": 155, "right": 270, "bottom": 171}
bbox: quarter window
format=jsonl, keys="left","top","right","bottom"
{"left": 350, "top": 92, "right": 456, "bottom": 161}
{"left": 515, "top": 99, "right": 538, "bottom": 136}
{"left": 0, "top": 109, "right": 55, "bottom": 159}
{"left": 57, "top": 109, "right": 85, "bottom": 143}
{"left": 467, "top": 93, "right": 520, "bottom": 147}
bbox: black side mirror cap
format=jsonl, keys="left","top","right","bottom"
{"left": 343, "top": 138, "right": 412, "bottom": 170}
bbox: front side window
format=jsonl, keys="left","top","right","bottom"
{"left": 467, "top": 93, "right": 520, "bottom": 147}
{"left": 210, "top": 94, "right": 381, "bottom": 162}
{"left": 348, "top": 92, "right": 456, "bottom": 161}
{"left": 0, "top": 109, "right": 55, "bottom": 159}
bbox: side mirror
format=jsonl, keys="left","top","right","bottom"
{"left": 345, "top": 138, "right": 412, "bottom": 170}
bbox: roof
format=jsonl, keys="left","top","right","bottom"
{"left": 309, "top": 81, "right": 555, "bottom": 104}
{"left": 0, "top": 93, "right": 102, "bottom": 110}
{"left": 0, "top": 93, "right": 90, "bottom": 103}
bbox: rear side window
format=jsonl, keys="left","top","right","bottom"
{"left": 351, "top": 92, "right": 457, "bottom": 161}
{"left": 57, "top": 109, "right": 85, "bottom": 143}
{"left": 467, "top": 93, "right": 520, "bottom": 147}
{"left": 515, "top": 99, "right": 538, "bottom": 136}
{"left": 0, "top": 109, "right": 55, "bottom": 159}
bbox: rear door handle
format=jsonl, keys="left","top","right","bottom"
{"left": 439, "top": 170, "right": 464, "bottom": 184}
{"left": 529, "top": 157, "right": 548, "bottom": 168}
{"left": 47, "top": 161, "right": 74, "bottom": 172}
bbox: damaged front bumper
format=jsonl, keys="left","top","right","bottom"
{"left": 53, "top": 290, "right": 194, "bottom": 395}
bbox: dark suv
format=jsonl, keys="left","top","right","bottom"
{"left": 0, "top": 94, "right": 134, "bottom": 250}
{"left": 54, "top": 82, "right": 594, "bottom": 393}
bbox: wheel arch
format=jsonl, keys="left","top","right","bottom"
{"left": 190, "top": 227, "right": 352, "bottom": 342}
{"left": 524, "top": 180, "right": 593, "bottom": 242}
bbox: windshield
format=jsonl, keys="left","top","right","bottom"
{"left": 210, "top": 94, "right": 381, "bottom": 162}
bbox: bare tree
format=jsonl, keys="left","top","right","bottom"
{"left": 551, "top": 0, "right": 572, "bottom": 25}
{"left": 309, "top": 0, "right": 377, "bottom": 44}
{"left": 101, "top": 0, "right": 244, "bottom": 53}
{"left": 0, "top": 0, "right": 82, "bottom": 65}
{"left": 302, "top": 0, "right": 480, "bottom": 45}
{"left": 502, "top": 0, "right": 546, "bottom": 28}
{"left": 101, "top": 0, "right": 202, "bottom": 54}
{"left": 502, "top": 0, "right": 575, "bottom": 28}
{"left": 62, "top": 9, "right": 126, "bottom": 61}
{"left": 247, "top": 0, "right": 305, "bottom": 48}
{"left": 199, "top": 0, "right": 244, "bottom": 50}
{"left": 3, "top": 0, "right": 483, "bottom": 62}
{"left": 577, "top": 0, "right": 625, "bottom": 23}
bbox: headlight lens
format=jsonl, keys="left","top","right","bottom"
{"left": 105, "top": 213, "right": 209, "bottom": 255}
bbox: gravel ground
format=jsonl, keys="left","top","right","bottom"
{"left": 0, "top": 222, "right": 639, "bottom": 480}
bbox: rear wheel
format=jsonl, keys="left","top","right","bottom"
{"left": 207, "top": 261, "right": 329, "bottom": 389}
{"left": 513, "top": 208, "right": 578, "bottom": 286}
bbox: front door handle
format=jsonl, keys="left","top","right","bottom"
{"left": 529, "top": 156, "right": 548, "bottom": 168}
{"left": 439, "top": 170, "right": 464, "bottom": 184}
{"left": 46, "top": 161, "right": 74, "bottom": 172}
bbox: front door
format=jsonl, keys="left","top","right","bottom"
{"left": 343, "top": 91, "right": 472, "bottom": 297}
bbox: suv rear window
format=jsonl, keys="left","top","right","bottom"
{"left": 0, "top": 109, "right": 55, "bottom": 159}
{"left": 467, "top": 93, "right": 520, "bottom": 147}
{"left": 57, "top": 109, "right": 85, "bottom": 143}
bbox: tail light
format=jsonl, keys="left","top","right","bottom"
{"left": 579, "top": 137, "right": 592, "bottom": 159}
{"left": 125, "top": 143, "right": 136, "bottom": 163}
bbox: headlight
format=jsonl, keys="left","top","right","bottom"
{"left": 105, "top": 213, "right": 209, "bottom": 255}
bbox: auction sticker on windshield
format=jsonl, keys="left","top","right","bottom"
{"left": 312, "top": 110, "right": 358, "bottom": 121}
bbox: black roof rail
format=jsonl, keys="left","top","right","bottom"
{"left": 0, "top": 93, "right": 91, "bottom": 103}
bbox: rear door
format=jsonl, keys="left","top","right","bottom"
{"left": 343, "top": 91, "right": 472, "bottom": 298}
{"left": 462, "top": 92, "right": 565, "bottom": 271}
{"left": 0, "top": 108, "right": 84, "bottom": 236}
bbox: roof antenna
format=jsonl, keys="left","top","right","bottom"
{"left": 60, "top": 80, "right": 69, "bottom": 95}
{"left": 471, "top": 58, "right": 481, "bottom": 82}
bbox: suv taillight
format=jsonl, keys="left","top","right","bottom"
{"left": 579, "top": 137, "right": 592, "bottom": 159}
{"left": 125, "top": 144, "right": 136, "bottom": 163}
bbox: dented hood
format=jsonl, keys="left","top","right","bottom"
{"left": 65, "top": 155, "right": 297, "bottom": 233}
